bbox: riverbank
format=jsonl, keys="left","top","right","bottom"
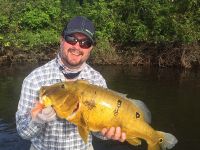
{"left": 0, "top": 43, "right": 200, "bottom": 69}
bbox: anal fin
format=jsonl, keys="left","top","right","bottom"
{"left": 127, "top": 137, "right": 142, "bottom": 146}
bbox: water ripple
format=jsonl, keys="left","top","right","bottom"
{"left": 0, "top": 119, "right": 30, "bottom": 150}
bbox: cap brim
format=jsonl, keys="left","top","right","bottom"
{"left": 66, "top": 30, "right": 94, "bottom": 44}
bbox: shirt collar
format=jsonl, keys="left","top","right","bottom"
{"left": 56, "top": 53, "right": 86, "bottom": 79}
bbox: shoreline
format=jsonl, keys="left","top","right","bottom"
{"left": 0, "top": 45, "right": 200, "bottom": 69}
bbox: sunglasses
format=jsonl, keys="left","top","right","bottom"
{"left": 64, "top": 35, "right": 93, "bottom": 49}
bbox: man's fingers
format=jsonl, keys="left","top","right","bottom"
{"left": 42, "top": 106, "right": 55, "bottom": 115}
{"left": 105, "top": 127, "right": 115, "bottom": 139}
{"left": 112, "top": 127, "right": 121, "bottom": 140}
{"left": 101, "top": 128, "right": 108, "bottom": 136}
{"left": 119, "top": 132, "right": 126, "bottom": 142}
{"left": 102, "top": 127, "right": 126, "bottom": 142}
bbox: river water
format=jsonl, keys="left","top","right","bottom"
{"left": 0, "top": 64, "right": 200, "bottom": 150}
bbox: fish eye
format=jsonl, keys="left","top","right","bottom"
{"left": 159, "top": 138, "right": 163, "bottom": 143}
{"left": 136, "top": 112, "right": 140, "bottom": 118}
{"left": 61, "top": 84, "right": 65, "bottom": 88}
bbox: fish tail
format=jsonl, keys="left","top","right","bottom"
{"left": 156, "top": 131, "right": 178, "bottom": 150}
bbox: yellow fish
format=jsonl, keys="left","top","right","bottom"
{"left": 39, "top": 80, "right": 178, "bottom": 150}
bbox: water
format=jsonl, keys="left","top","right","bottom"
{"left": 0, "top": 64, "right": 200, "bottom": 150}
{"left": 0, "top": 65, "right": 36, "bottom": 150}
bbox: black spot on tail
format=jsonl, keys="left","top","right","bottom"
{"left": 159, "top": 138, "right": 163, "bottom": 143}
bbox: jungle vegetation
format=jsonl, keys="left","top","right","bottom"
{"left": 0, "top": 0, "right": 200, "bottom": 68}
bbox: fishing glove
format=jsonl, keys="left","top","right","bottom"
{"left": 31, "top": 105, "right": 57, "bottom": 124}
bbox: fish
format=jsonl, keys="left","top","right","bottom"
{"left": 39, "top": 80, "right": 178, "bottom": 150}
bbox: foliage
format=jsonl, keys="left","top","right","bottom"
{"left": 111, "top": 0, "right": 200, "bottom": 44}
{"left": 0, "top": 0, "right": 61, "bottom": 51}
{"left": 0, "top": 0, "right": 199, "bottom": 67}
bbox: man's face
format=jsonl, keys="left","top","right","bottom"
{"left": 60, "top": 33, "right": 93, "bottom": 68}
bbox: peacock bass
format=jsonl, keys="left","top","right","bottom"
{"left": 39, "top": 80, "right": 177, "bottom": 150}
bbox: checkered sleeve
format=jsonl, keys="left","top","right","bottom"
{"left": 16, "top": 76, "right": 45, "bottom": 140}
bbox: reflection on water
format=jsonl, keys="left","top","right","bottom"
{"left": 0, "top": 64, "right": 200, "bottom": 150}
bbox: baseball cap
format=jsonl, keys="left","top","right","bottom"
{"left": 63, "top": 16, "right": 95, "bottom": 44}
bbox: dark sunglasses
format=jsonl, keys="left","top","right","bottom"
{"left": 64, "top": 35, "right": 93, "bottom": 49}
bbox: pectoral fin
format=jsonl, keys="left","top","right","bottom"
{"left": 78, "top": 126, "right": 89, "bottom": 143}
{"left": 127, "top": 137, "right": 142, "bottom": 146}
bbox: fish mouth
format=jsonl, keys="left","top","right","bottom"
{"left": 67, "top": 102, "right": 80, "bottom": 120}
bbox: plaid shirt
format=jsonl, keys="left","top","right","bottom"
{"left": 16, "top": 57, "right": 107, "bottom": 150}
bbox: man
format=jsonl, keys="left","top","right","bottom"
{"left": 16, "top": 16, "right": 126, "bottom": 150}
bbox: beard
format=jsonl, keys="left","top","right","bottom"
{"left": 60, "top": 47, "right": 89, "bottom": 69}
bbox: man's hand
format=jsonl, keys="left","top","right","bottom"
{"left": 31, "top": 102, "right": 56, "bottom": 124}
{"left": 101, "top": 127, "right": 126, "bottom": 142}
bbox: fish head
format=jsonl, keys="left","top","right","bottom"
{"left": 39, "top": 82, "right": 80, "bottom": 119}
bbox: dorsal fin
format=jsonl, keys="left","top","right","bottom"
{"left": 131, "top": 99, "right": 152, "bottom": 124}
{"left": 127, "top": 137, "right": 142, "bottom": 146}
{"left": 105, "top": 88, "right": 128, "bottom": 98}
